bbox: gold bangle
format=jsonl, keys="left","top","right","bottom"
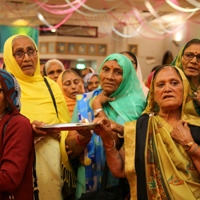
{"left": 188, "top": 144, "right": 200, "bottom": 156}
{"left": 103, "top": 140, "right": 116, "bottom": 152}
{"left": 117, "top": 133, "right": 124, "bottom": 138}
{"left": 184, "top": 141, "right": 195, "bottom": 151}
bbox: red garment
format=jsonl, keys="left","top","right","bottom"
{"left": 0, "top": 111, "right": 34, "bottom": 200}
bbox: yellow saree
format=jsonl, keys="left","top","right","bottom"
{"left": 171, "top": 39, "right": 200, "bottom": 116}
{"left": 125, "top": 66, "right": 200, "bottom": 200}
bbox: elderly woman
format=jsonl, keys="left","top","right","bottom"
{"left": 66, "top": 53, "right": 146, "bottom": 199}
{"left": 172, "top": 39, "right": 200, "bottom": 116}
{"left": 80, "top": 67, "right": 95, "bottom": 79}
{"left": 57, "top": 69, "right": 85, "bottom": 118}
{"left": 3, "top": 35, "right": 73, "bottom": 200}
{"left": 120, "top": 51, "right": 149, "bottom": 97}
{"left": 94, "top": 65, "right": 200, "bottom": 200}
{"left": 44, "top": 59, "right": 65, "bottom": 82}
{"left": 0, "top": 70, "right": 34, "bottom": 200}
{"left": 83, "top": 73, "right": 99, "bottom": 92}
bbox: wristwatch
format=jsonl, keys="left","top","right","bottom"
{"left": 94, "top": 108, "right": 103, "bottom": 117}
{"left": 183, "top": 141, "right": 195, "bottom": 151}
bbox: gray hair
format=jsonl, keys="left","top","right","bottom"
{"left": 45, "top": 59, "right": 65, "bottom": 74}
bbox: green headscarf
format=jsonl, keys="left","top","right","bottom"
{"left": 98, "top": 53, "right": 146, "bottom": 124}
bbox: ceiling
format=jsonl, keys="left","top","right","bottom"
{"left": 0, "top": 0, "right": 199, "bottom": 36}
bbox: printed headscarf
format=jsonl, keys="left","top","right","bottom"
{"left": 83, "top": 73, "right": 98, "bottom": 92}
{"left": 171, "top": 39, "right": 200, "bottom": 116}
{"left": 144, "top": 65, "right": 200, "bottom": 125}
{"left": 0, "top": 69, "right": 21, "bottom": 112}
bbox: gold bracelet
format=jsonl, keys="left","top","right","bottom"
{"left": 117, "top": 133, "right": 124, "bottom": 138}
{"left": 188, "top": 144, "right": 200, "bottom": 156}
{"left": 183, "top": 141, "right": 195, "bottom": 151}
{"left": 103, "top": 140, "right": 116, "bottom": 152}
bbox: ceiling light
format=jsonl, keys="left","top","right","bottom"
{"left": 12, "top": 19, "right": 28, "bottom": 26}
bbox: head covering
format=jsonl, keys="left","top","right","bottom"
{"left": 0, "top": 69, "right": 21, "bottom": 112}
{"left": 144, "top": 65, "right": 199, "bottom": 125}
{"left": 171, "top": 39, "right": 200, "bottom": 116}
{"left": 136, "top": 60, "right": 149, "bottom": 97}
{"left": 83, "top": 72, "right": 98, "bottom": 92}
{"left": 120, "top": 51, "right": 149, "bottom": 97}
{"left": 147, "top": 70, "right": 155, "bottom": 89}
{"left": 57, "top": 70, "right": 84, "bottom": 118}
{"left": 3, "top": 34, "right": 70, "bottom": 122}
{"left": 86, "top": 67, "right": 95, "bottom": 73}
{"left": 74, "top": 53, "right": 146, "bottom": 196}
{"left": 4, "top": 35, "right": 43, "bottom": 83}
{"left": 3, "top": 34, "right": 74, "bottom": 198}
{"left": 125, "top": 65, "right": 200, "bottom": 200}
{"left": 98, "top": 53, "right": 146, "bottom": 123}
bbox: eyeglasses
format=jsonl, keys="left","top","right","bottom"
{"left": 183, "top": 52, "right": 200, "bottom": 63}
{"left": 13, "top": 49, "right": 37, "bottom": 60}
{"left": 0, "top": 88, "right": 3, "bottom": 93}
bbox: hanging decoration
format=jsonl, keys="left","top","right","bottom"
{"left": 166, "top": 0, "right": 200, "bottom": 12}
{"left": 0, "top": 0, "right": 199, "bottom": 39}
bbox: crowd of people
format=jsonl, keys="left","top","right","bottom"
{"left": 0, "top": 34, "right": 199, "bottom": 200}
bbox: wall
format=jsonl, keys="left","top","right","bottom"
{"left": 1, "top": 19, "right": 199, "bottom": 80}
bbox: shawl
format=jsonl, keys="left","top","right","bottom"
{"left": 57, "top": 71, "right": 76, "bottom": 119}
{"left": 171, "top": 39, "right": 200, "bottom": 116}
{"left": 75, "top": 53, "right": 146, "bottom": 198}
{"left": 125, "top": 66, "right": 200, "bottom": 200}
{"left": 0, "top": 69, "right": 21, "bottom": 112}
{"left": 99, "top": 53, "right": 146, "bottom": 123}
{"left": 83, "top": 72, "right": 98, "bottom": 92}
{"left": 3, "top": 35, "right": 75, "bottom": 199}
{"left": 136, "top": 60, "right": 149, "bottom": 98}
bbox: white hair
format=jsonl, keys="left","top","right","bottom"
{"left": 45, "top": 59, "right": 65, "bottom": 73}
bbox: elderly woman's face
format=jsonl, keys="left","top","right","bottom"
{"left": 12, "top": 37, "right": 38, "bottom": 76}
{"left": 0, "top": 84, "right": 7, "bottom": 114}
{"left": 99, "top": 60, "right": 123, "bottom": 96}
{"left": 47, "top": 62, "right": 63, "bottom": 82}
{"left": 62, "top": 72, "right": 83, "bottom": 100}
{"left": 154, "top": 67, "right": 183, "bottom": 112}
{"left": 87, "top": 75, "right": 99, "bottom": 92}
{"left": 181, "top": 44, "right": 200, "bottom": 79}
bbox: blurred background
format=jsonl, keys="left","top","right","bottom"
{"left": 0, "top": 0, "right": 199, "bottom": 79}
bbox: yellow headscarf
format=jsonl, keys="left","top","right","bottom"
{"left": 4, "top": 35, "right": 75, "bottom": 192}
{"left": 57, "top": 71, "right": 77, "bottom": 119}
{"left": 144, "top": 65, "right": 200, "bottom": 125}
{"left": 4, "top": 34, "right": 70, "bottom": 123}
{"left": 171, "top": 39, "right": 200, "bottom": 116}
{"left": 125, "top": 65, "right": 200, "bottom": 200}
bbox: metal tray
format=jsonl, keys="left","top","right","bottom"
{"left": 36, "top": 122, "right": 98, "bottom": 132}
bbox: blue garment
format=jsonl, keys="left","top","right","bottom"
{"left": 72, "top": 53, "right": 147, "bottom": 199}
